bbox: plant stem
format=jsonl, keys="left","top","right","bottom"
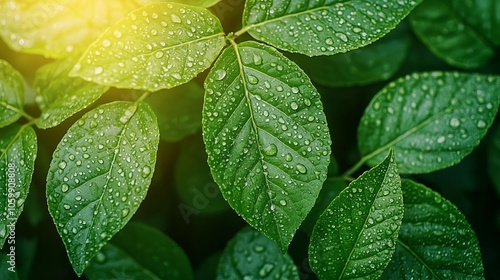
{"left": 0, "top": 100, "right": 36, "bottom": 122}
{"left": 136, "top": 92, "right": 151, "bottom": 103}
{"left": 233, "top": 26, "right": 251, "bottom": 38}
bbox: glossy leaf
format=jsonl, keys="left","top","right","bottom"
{"left": 410, "top": 0, "right": 494, "bottom": 69}
{"left": 70, "top": 2, "right": 226, "bottom": 91}
{"left": 381, "top": 179, "right": 484, "bottom": 279}
{"left": 0, "top": 125, "right": 37, "bottom": 248}
{"left": 488, "top": 125, "right": 500, "bottom": 197}
{"left": 0, "top": 0, "right": 140, "bottom": 58}
{"left": 86, "top": 222, "right": 192, "bottom": 280}
{"left": 216, "top": 227, "right": 299, "bottom": 280}
{"left": 293, "top": 26, "right": 410, "bottom": 87}
{"left": 358, "top": 72, "right": 500, "bottom": 174}
{"left": 34, "top": 58, "right": 110, "bottom": 129}
{"left": 0, "top": 60, "right": 24, "bottom": 128}
{"left": 202, "top": 41, "right": 331, "bottom": 250}
{"left": 174, "top": 134, "right": 229, "bottom": 216}
{"left": 242, "top": 0, "right": 421, "bottom": 56}
{"left": 146, "top": 81, "right": 204, "bottom": 142}
{"left": 309, "top": 150, "right": 402, "bottom": 280}
{"left": 46, "top": 101, "right": 159, "bottom": 276}
{"left": 449, "top": 0, "right": 500, "bottom": 46}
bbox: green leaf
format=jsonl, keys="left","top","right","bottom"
{"left": 242, "top": 0, "right": 422, "bottom": 56}
{"left": 146, "top": 81, "right": 204, "bottom": 142}
{"left": 292, "top": 25, "right": 410, "bottom": 87}
{"left": 309, "top": 150, "right": 402, "bottom": 280}
{"left": 449, "top": 0, "right": 500, "bottom": 46}
{"left": 0, "top": 124, "right": 37, "bottom": 249}
{"left": 70, "top": 2, "right": 226, "bottom": 91}
{"left": 46, "top": 101, "right": 159, "bottom": 276}
{"left": 202, "top": 41, "right": 331, "bottom": 251}
{"left": 34, "top": 58, "right": 110, "bottom": 129}
{"left": 488, "top": 125, "right": 500, "bottom": 197}
{"left": 381, "top": 179, "right": 484, "bottom": 279}
{"left": 358, "top": 72, "right": 500, "bottom": 174}
{"left": 135, "top": 0, "right": 221, "bottom": 8}
{"left": 216, "top": 227, "right": 299, "bottom": 280}
{"left": 410, "top": 0, "right": 494, "bottom": 69}
{"left": 85, "top": 222, "right": 193, "bottom": 280}
{"left": 0, "top": 60, "right": 25, "bottom": 128}
{"left": 0, "top": 0, "right": 140, "bottom": 58}
{"left": 174, "top": 134, "right": 229, "bottom": 216}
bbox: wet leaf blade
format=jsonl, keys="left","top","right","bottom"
{"left": 146, "top": 81, "right": 204, "bottom": 142}
{"left": 85, "top": 222, "right": 193, "bottom": 280}
{"left": 0, "top": 125, "right": 37, "bottom": 248}
{"left": 449, "top": 0, "right": 500, "bottom": 46}
{"left": 202, "top": 41, "right": 331, "bottom": 251}
{"left": 242, "top": 0, "right": 422, "bottom": 56}
{"left": 381, "top": 179, "right": 484, "bottom": 279}
{"left": 309, "top": 150, "right": 402, "bottom": 280}
{"left": 46, "top": 101, "right": 159, "bottom": 276}
{"left": 293, "top": 26, "right": 410, "bottom": 87}
{"left": 0, "top": 253, "right": 19, "bottom": 280}
{"left": 410, "top": 0, "right": 494, "bottom": 69}
{"left": 216, "top": 227, "right": 299, "bottom": 280}
{"left": 358, "top": 72, "right": 500, "bottom": 174}
{"left": 34, "top": 58, "right": 110, "bottom": 129}
{"left": 0, "top": 60, "right": 25, "bottom": 128}
{"left": 0, "top": 0, "right": 140, "bottom": 58}
{"left": 70, "top": 2, "right": 226, "bottom": 91}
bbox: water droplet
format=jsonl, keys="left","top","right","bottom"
{"left": 477, "top": 120, "right": 486, "bottom": 128}
{"left": 259, "top": 263, "right": 275, "bottom": 277}
{"left": 279, "top": 200, "right": 286, "bottom": 206}
{"left": 264, "top": 143, "right": 277, "bottom": 156}
{"left": 61, "top": 184, "right": 69, "bottom": 193}
{"left": 75, "top": 196, "right": 82, "bottom": 201}
{"left": 296, "top": 164, "right": 307, "bottom": 174}
{"left": 102, "top": 40, "right": 111, "bottom": 47}
{"left": 94, "top": 67, "right": 103, "bottom": 75}
{"left": 215, "top": 69, "right": 226, "bottom": 80}
{"left": 253, "top": 54, "right": 262, "bottom": 65}
{"left": 285, "top": 153, "right": 293, "bottom": 162}
{"left": 325, "top": 38, "right": 333, "bottom": 45}
{"left": 170, "top": 14, "right": 182, "bottom": 23}
{"left": 63, "top": 204, "right": 71, "bottom": 210}
{"left": 141, "top": 166, "right": 151, "bottom": 178}
{"left": 290, "top": 102, "right": 299, "bottom": 110}
{"left": 335, "top": 32, "right": 348, "bottom": 42}
{"left": 450, "top": 118, "right": 460, "bottom": 128}
{"left": 58, "top": 161, "right": 67, "bottom": 169}
{"left": 113, "top": 29, "right": 122, "bottom": 38}
{"left": 248, "top": 75, "right": 259, "bottom": 85}
{"left": 155, "top": 51, "right": 164, "bottom": 58}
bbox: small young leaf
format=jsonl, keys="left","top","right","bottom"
{"left": 0, "top": 0, "right": 140, "bottom": 58}
{"left": 410, "top": 0, "right": 494, "bottom": 69}
{"left": 216, "top": 227, "right": 299, "bottom": 280}
{"left": 358, "top": 72, "right": 500, "bottom": 174}
{"left": 449, "top": 0, "right": 500, "bottom": 46}
{"left": 488, "top": 125, "right": 500, "bottom": 197}
{"left": 202, "top": 41, "right": 331, "bottom": 251}
{"left": 292, "top": 26, "right": 410, "bottom": 87}
{"left": 0, "top": 60, "right": 24, "bottom": 128}
{"left": 146, "top": 81, "right": 204, "bottom": 142}
{"left": 242, "top": 0, "right": 422, "bottom": 56}
{"left": 309, "top": 150, "right": 402, "bottom": 280}
{"left": 70, "top": 2, "right": 226, "bottom": 91}
{"left": 34, "top": 58, "right": 110, "bottom": 129}
{"left": 46, "top": 101, "right": 159, "bottom": 276}
{"left": 0, "top": 124, "right": 37, "bottom": 249}
{"left": 381, "top": 179, "right": 484, "bottom": 279}
{"left": 174, "top": 134, "right": 229, "bottom": 216}
{"left": 85, "top": 222, "right": 193, "bottom": 280}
